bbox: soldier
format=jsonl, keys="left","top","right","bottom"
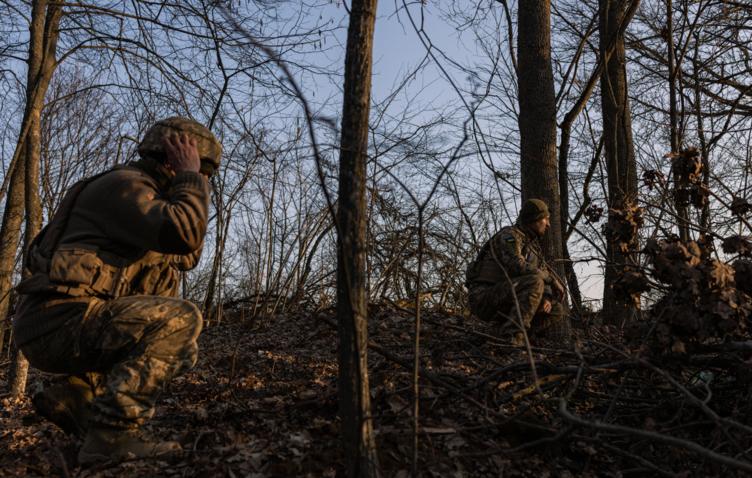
{"left": 12, "top": 117, "right": 220, "bottom": 463}
{"left": 465, "top": 198, "right": 570, "bottom": 345}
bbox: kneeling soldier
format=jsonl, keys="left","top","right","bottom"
{"left": 465, "top": 199, "right": 570, "bottom": 346}
{"left": 13, "top": 117, "right": 220, "bottom": 464}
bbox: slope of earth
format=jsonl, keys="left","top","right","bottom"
{"left": 2, "top": 304, "right": 752, "bottom": 477}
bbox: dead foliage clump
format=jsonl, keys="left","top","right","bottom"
{"left": 669, "top": 148, "right": 709, "bottom": 209}
{"left": 638, "top": 237, "right": 752, "bottom": 354}
{"left": 603, "top": 201, "right": 643, "bottom": 254}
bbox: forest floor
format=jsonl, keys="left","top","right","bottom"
{"left": 1, "top": 304, "right": 751, "bottom": 477}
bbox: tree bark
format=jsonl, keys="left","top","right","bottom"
{"left": 336, "top": 0, "right": 380, "bottom": 476}
{"left": 599, "top": 0, "right": 639, "bottom": 325}
{"left": 517, "top": 0, "right": 564, "bottom": 281}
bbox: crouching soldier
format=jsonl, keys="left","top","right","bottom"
{"left": 465, "top": 199, "right": 571, "bottom": 346}
{"left": 12, "top": 117, "right": 221, "bottom": 464}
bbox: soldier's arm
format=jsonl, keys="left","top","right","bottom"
{"left": 175, "top": 241, "right": 204, "bottom": 271}
{"left": 537, "top": 254, "right": 566, "bottom": 300}
{"left": 100, "top": 170, "right": 210, "bottom": 255}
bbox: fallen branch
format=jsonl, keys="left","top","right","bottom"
{"left": 559, "top": 399, "right": 752, "bottom": 473}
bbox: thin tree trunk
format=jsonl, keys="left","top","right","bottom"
{"left": 517, "top": 0, "right": 564, "bottom": 281}
{"left": 0, "top": 158, "right": 25, "bottom": 363}
{"left": 557, "top": 0, "right": 639, "bottom": 315}
{"left": 336, "top": 0, "right": 380, "bottom": 476}
{"left": 411, "top": 211, "right": 424, "bottom": 477}
{"left": 693, "top": 43, "right": 711, "bottom": 233}
{"left": 9, "top": 111, "right": 41, "bottom": 398}
{"left": 599, "top": 0, "right": 639, "bottom": 326}
{"left": 8, "top": 0, "right": 62, "bottom": 397}
{"left": 292, "top": 221, "right": 334, "bottom": 306}
{"left": 667, "top": 0, "right": 689, "bottom": 241}
{"left": 202, "top": 182, "right": 225, "bottom": 322}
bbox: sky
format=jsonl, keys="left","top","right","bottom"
{"left": 313, "top": 1, "right": 605, "bottom": 303}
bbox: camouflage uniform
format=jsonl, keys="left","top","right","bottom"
{"left": 13, "top": 117, "right": 217, "bottom": 432}
{"left": 466, "top": 222, "right": 568, "bottom": 340}
{"left": 17, "top": 294, "right": 201, "bottom": 428}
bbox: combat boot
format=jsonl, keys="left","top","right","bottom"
{"left": 32, "top": 376, "right": 93, "bottom": 437}
{"left": 78, "top": 425, "right": 182, "bottom": 465}
{"left": 490, "top": 320, "right": 528, "bottom": 347}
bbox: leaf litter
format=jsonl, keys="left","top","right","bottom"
{"left": 2, "top": 300, "right": 752, "bottom": 476}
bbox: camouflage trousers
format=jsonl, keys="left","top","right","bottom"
{"left": 468, "top": 272, "right": 567, "bottom": 336}
{"left": 20, "top": 295, "right": 202, "bottom": 429}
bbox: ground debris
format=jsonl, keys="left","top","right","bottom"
{"left": 2, "top": 304, "right": 752, "bottom": 476}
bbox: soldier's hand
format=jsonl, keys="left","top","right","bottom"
{"left": 540, "top": 299, "right": 552, "bottom": 314}
{"left": 164, "top": 133, "right": 201, "bottom": 174}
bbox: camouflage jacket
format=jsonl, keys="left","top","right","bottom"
{"left": 13, "top": 158, "right": 209, "bottom": 345}
{"left": 466, "top": 224, "right": 552, "bottom": 289}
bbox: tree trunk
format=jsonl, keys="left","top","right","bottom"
{"left": 6, "top": 0, "right": 63, "bottom": 397}
{"left": 0, "top": 157, "right": 25, "bottom": 355}
{"left": 599, "top": 0, "right": 639, "bottom": 325}
{"left": 202, "top": 182, "right": 225, "bottom": 323}
{"left": 0, "top": 159, "right": 26, "bottom": 381}
{"left": 336, "top": 0, "right": 380, "bottom": 476}
{"left": 517, "top": 0, "right": 564, "bottom": 282}
{"left": 666, "top": 0, "right": 689, "bottom": 241}
{"left": 693, "top": 46, "right": 711, "bottom": 233}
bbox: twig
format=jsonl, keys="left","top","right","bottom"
{"left": 598, "top": 441, "right": 678, "bottom": 477}
{"left": 603, "top": 343, "right": 752, "bottom": 437}
{"left": 559, "top": 399, "right": 752, "bottom": 473}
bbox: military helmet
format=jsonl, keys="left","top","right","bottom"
{"left": 138, "top": 117, "right": 222, "bottom": 175}
{"left": 518, "top": 198, "right": 550, "bottom": 224}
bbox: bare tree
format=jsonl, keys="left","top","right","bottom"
{"left": 337, "top": 0, "right": 380, "bottom": 475}
{"left": 5, "top": 0, "right": 62, "bottom": 396}
{"left": 599, "top": 0, "right": 639, "bottom": 325}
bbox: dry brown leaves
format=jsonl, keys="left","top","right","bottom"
{"left": 4, "top": 304, "right": 752, "bottom": 476}
{"left": 603, "top": 202, "right": 643, "bottom": 254}
{"left": 730, "top": 197, "right": 752, "bottom": 217}
{"left": 639, "top": 237, "right": 752, "bottom": 352}
{"left": 669, "top": 148, "right": 708, "bottom": 208}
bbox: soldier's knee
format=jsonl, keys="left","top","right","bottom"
{"left": 154, "top": 300, "right": 202, "bottom": 346}
{"left": 516, "top": 274, "right": 546, "bottom": 304}
{"left": 172, "top": 300, "right": 203, "bottom": 338}
{"left": 148, "top": 301, "right": 201, "bottom": 365}
{"left": 531, "top": 271, "right": 547, "bottom": 290}
{"left": 518, "top": 272, "right": 546, "bottom": 292}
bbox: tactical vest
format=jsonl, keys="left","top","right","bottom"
{"left": 16, "top": 169, "right": 181, "bottom": 299}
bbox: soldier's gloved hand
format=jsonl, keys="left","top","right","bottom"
{"left": 164, "top": 133, "right": 201, "bottom": 174}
